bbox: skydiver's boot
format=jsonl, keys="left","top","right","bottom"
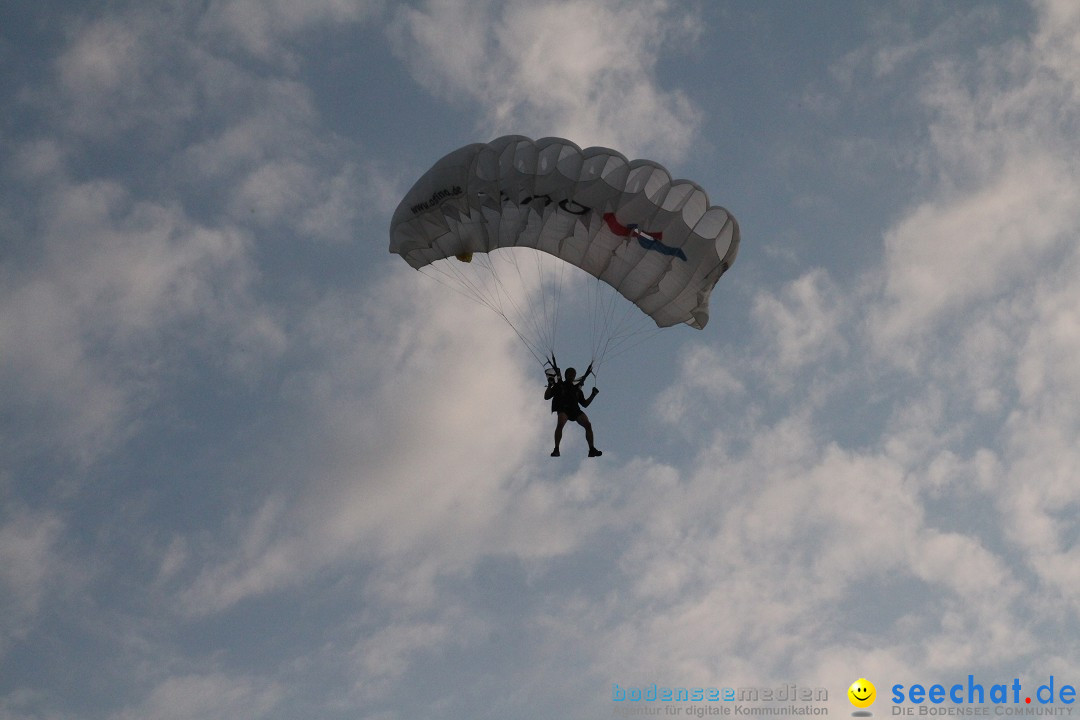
{"left": 588, "top": 448, "right": 602, "bottom": 457}
{"left": 551, "top": 447, "right": 560, "bottom": 457}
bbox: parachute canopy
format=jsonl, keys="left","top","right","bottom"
{"left": 389, "top": 135, "right": 740, "bottom": 367}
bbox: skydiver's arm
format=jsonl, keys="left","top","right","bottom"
{"left": 580, "top": 386, "right": 599, "bottom": 407}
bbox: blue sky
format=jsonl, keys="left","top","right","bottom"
{"left": 3, "top": 1, "right": 1080, "bottom": 718}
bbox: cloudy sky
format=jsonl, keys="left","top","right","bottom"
{"left": 3, "top": 1, "right": 1080, "bottom": 718}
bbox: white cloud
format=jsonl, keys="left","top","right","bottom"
{"left": 3, "top": 1, "right": 388, "bottom": 463}
{"left": 172, "top": 272, "right": 568, "bottom": 616}
{"left": 1015, "top": 265, "right": 1080, "bottom": 408}
{"left": 348, "top": 610, "right": 488, "bottom": 703}
{"left": 0, "top": 509, "right": 65, "bottom": 653}
{"left": 111, "top": 673, "right": 282, "bottom": 720}
{"left": 1032, "top": 0, "right": 1080, "bottom": 95}
{"left": 869, "top": 155, "right": 1079, "bottom": 361}
{"left": 51, "top": 0, "right": 380, "bottom": 137}
{"left": 0, "top": 149, "right": 283, "bottom": 460}
{"left": 549, "top": 412, "right": 1044, "bottom": 706}
{"left": 851, "top": 2, "right": 1080, "bottom": 630}
{"left": 392, "top": 0, "right": 702, "bottom": 159}
{"left": 198, "top": 0, "right": 381, "bottom": 63}
{"left": 752, "top": 268, "right": 848, "bottom": 375}
{"left": 866, "top": 1, "right": 1080, "bottom": 362}
{"left": 51, "top": 7, "right": 200, "bottom": 141}
{"left": 652, "top": 343, "right": 744, "bottom": 427}
{"left": 45, "top": 3, "right": 373, "bottom": 246}
{"left": 177, "top": 77, "right": 321, "bottom": 180}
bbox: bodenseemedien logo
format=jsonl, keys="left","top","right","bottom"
{"left": 610, "top": 681, "right": 829, "bottom": 716}
{"left": 849, "top": 678, "right": 877, "bottom": 716}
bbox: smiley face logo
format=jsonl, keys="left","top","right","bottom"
{"left": 848, "top": 678, "right": 876, "bottom": 709}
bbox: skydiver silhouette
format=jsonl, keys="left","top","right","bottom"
{"left": 544, "top": 362, "right": 601, "bottom": 458}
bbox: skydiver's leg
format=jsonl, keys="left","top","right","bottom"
{"left": 552, "top": 412, "right": 568, "bottom": 456}
{"left": 577, "top": 414, "right": 601, "bottom": 457}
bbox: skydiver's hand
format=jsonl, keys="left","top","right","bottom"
{"left": 590, "top": 387, "right": 599, "bottom": 397}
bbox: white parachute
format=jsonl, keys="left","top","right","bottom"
{"left": 389, "top": 135, "right": 740, "bottom": 371}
